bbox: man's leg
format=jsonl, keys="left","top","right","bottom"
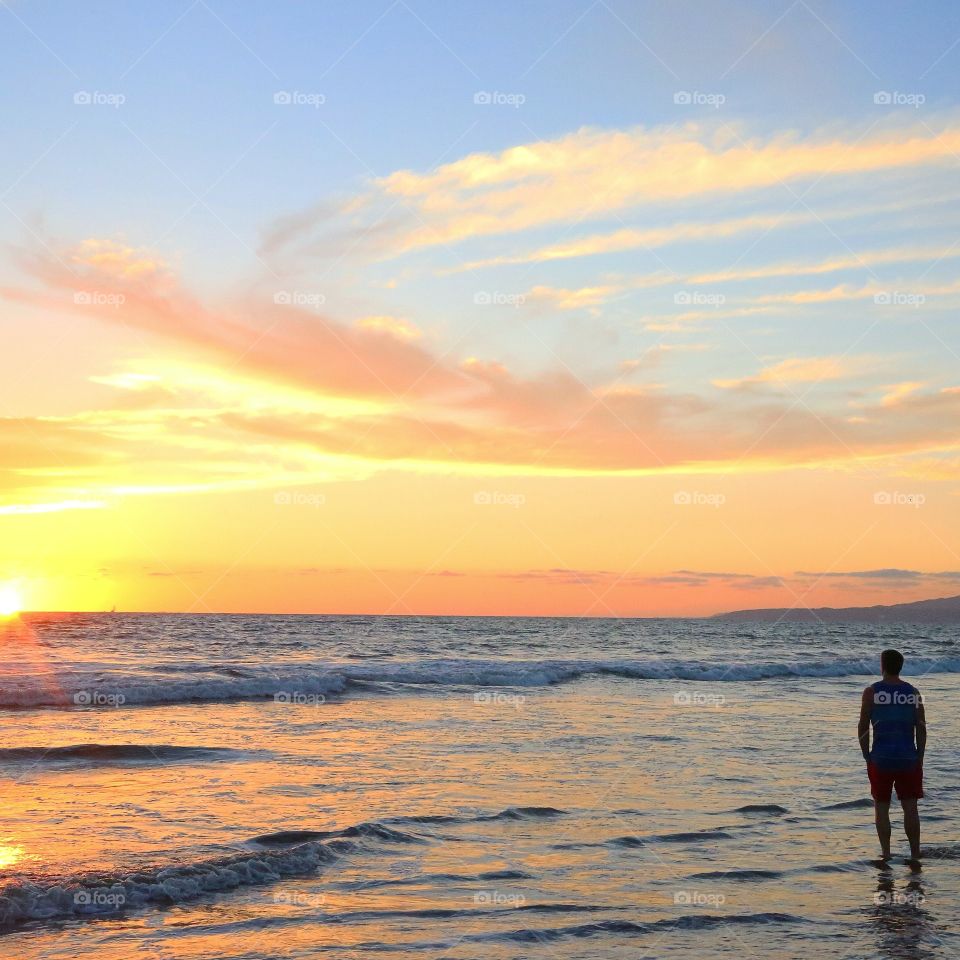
{"left": 901, "top": 797, "right": 921, "bottom": 859}
{"left": 874, "top": 800, "right": 892, "bottom": 858}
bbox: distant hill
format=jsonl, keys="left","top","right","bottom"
{"left": 715, "top": 594, "right": 960, "bottom": 624}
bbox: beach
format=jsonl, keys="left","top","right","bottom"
{"left": 0, "top": 613, "right": 956, "bottom": 958}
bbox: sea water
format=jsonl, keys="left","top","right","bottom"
{"left": 0, "top": 613, "right": 956, "bottom": 959}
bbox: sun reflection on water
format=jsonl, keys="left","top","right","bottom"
{"left": 0, "top": 842, "right": 26, "bottom": 869}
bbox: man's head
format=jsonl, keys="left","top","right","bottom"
{"left": 881, "top": 648, "right": 905, "bottom": 677}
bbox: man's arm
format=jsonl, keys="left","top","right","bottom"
{"left": 915, "top": 689, "right": 927, "bottom": 764}
{"left": 858, "top": 686, "right": 873, "bottom": 762}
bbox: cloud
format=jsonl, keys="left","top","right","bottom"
{"left": 264, "top": 116, "right": 960, "bottom": 262}
{"left": 356, "top": 315, "right": 422, "bottom": 340}
{"left": 880, "top": 381, "right": 926, "bottom": 407}
{"left": 688, "top": 244, "right": 960, "bottom": 286}
{"left": 485, "top": 568, "right": 784, "bottom": 590}
{"left": 713, "top": 355, "right": 873, "bottom": 390}
{"left": 6, "top": 239, "right": 960, "bottom": 491}
{"left": 755, "top": 278, "right": 960, "bottom": 306}
{"left": 526, "top": 284, "right": 623, "bottom": 310}
{"left": 620, "top": 343, "right": 711, "bottom": 373}
{"left": 642, "top": 305, "right": 771, "bottom": 331}
{"left": 795, "top": 569, "right": 960, "bottom": 582}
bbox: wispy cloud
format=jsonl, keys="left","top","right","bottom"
{"left": 263, "top": 115, "right": 960, "bottom": 263}
{"left": 713, "top": 355, "right": 876, "bottom": 390}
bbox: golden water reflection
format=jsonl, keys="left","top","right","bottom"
{"left": 0, "top": 842, "right": 27, "bottom": 869}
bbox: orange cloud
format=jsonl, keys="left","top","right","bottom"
{"left": 5, "top": 240, "right": 960, "bottom": 499}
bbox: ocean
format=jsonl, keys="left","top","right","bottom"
{"left": 0, "top": 613, "right": 957, "bottom": 959}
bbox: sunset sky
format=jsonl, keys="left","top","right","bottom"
{"left": 2, "top": 0, "right": 960, "bottom": 615}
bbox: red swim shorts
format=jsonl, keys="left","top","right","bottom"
{"left": 868, "top": 762, "right": 924, "bottom": 802}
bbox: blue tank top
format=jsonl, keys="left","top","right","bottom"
{"left": 870, "top": 680, "right": 920, "bottom": 770}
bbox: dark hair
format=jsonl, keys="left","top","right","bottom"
{"left": 881, "top": 649, "right": 905, "bottom": 675}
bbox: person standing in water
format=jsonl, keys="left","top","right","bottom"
{"left": 858, "top": 649, "right": 927, "bottom": 861}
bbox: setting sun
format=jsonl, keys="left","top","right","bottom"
{"left": 0, "top": 584, "right": 22, "bottom": 618}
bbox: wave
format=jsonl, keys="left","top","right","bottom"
{"left": 5, "top": 653, "right": 960, "bottom": 710}
{"left": 0, "top": 804, "right": 574, "bottom": 932}
{"left": 554, "top": 828, "right": 736, "bottom": 850}
{"left": 0, "top": 836, "right": 356, "bottom": 930}
{"left": 688, "top": 868, "right": 783, "bottom": 881}
{"left": 820, "top": 797, "right": 874, "bottom": 811}
{"left": 322, "top": 902, "right": 611, "bottom": 924}
{"left": 0, "top": 744, "right": 244, "bottom": 767}
{"left": 348, "top": 912, "right": 805, "bottom": 951}
{"left": 340, "top": 655, "right": 960, "bottom": 688}
{"left": 920, "top": 845, "right": 960, "bottom": 860}
{"left": 0, "top": 670, "right": 346, "bottom": 711}
{"left": 253, "top": 823, "right": 427, "bottom": 846}
{"left": 253, "top": 807, "right": 567, "bottom": 846}
{"left": 337, "top": 869, "right": 533, "bottom": 891}
{"left": 483, "top": 912, "right": 803, "bottom": 945}
{"left": 470, "top": 806, "right": 566, "bottom": 822}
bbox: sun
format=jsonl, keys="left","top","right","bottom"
{"left": 0, "top": 584, "right": 22, "bottom": 618}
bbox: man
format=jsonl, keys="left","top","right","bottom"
{"left": 858, "top": 649, "right": 927, "bottom": 861}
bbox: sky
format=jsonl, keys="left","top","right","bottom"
{"left": 2, "top": 0, "right": 960, "bottom": 616}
